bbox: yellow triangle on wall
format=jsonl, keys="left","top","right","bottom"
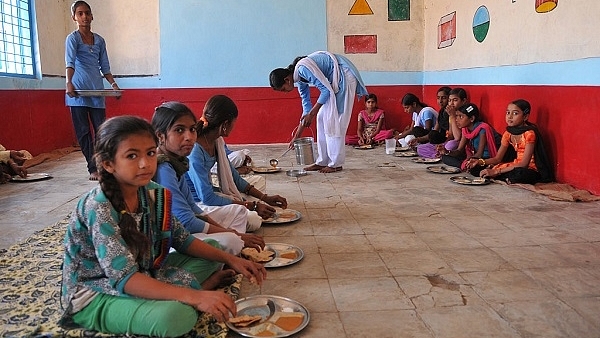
{"left": 349, "top": 0, "right": 374, "bottom": 15}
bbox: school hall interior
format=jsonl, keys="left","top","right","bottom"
{"left": 1, "top": 0, "right": 600, "bottom": 337}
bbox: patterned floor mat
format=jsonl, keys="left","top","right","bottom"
{"left": 0, "top": 216, "right": 241, "bottom": 338}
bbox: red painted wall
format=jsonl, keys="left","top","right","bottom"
{"left": 1, "top": 85, "right": 598, "bottom": 195}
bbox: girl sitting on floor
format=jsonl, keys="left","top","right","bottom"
{"left": 186, "top": 95, "right": 288, "bottom": 231}
{"left": 152, "top": 101, "right": 265, "bottom": 255}
{"left": 60, "top": 115, "right": 266, "bottom": 337}
{"left": 345, "top": 93, "right": 395, "bottom": 146}
{"left": 440, "top": 103, "right": 503, "bottom": 176}
{"left": 478, "top": 99, "right": 554, "bottom": 184}
{"left": 395, "top": 93, "right": 437, "bottom": 147}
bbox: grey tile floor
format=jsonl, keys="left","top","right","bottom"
{"left": 1, "top": 145, "right": 599, "bottom": 337}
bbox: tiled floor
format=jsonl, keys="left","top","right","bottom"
{"left": 1, "top": 145, "right": 600, "bottom": 337}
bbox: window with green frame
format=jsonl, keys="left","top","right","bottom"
{"left": 0, "top": 0, "right": 35, "bottom": 78}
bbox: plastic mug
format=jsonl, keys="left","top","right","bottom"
{"left": 385, "top": 139, "right": 396, "bottom": 155}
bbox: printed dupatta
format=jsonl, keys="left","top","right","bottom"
{"left": 137, "top": 185, "right": 173, "bottom": 272}
{"left": 359, "top": 109, "right": 384, "bottom": 124}
{"left": 460, "top": 122, "right": 499, "bottom": 170}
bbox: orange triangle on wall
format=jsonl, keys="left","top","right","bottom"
{"left": 349, "top": 0, "right": 374, "bottom": 15}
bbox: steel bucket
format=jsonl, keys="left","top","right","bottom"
{"left": 293, "top": 137, "right": 315, "bottom": 165}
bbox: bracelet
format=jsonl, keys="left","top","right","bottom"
{"left": 478, "top": 158, "right": 486, "bottom": 166}
{"left": 260, "top": 193, "right": 267, "bottom": 201}
{"left": 244, "top": 184, "right": 254, "bottom": 194}
{"left": 251, "top": 201, "right": 258, "bottom": 211}
{"left": 110, "top": 82, "right": 117, "bottom": 87}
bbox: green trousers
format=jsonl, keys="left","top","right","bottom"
{"left": 73, "top": 243, "right": 222, "bottom": 337}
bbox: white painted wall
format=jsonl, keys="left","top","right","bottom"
{"left": 36, "top": 0, "right": 159, "bottom": 76}
{"left": 423, "top": 0, "right": 600, "bottom": 71}
{"left": 327, "top": 0, "right": 424, "bottom": 72}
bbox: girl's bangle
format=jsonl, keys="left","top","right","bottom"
{"left": 110, "top": 82, "right": 117, "bottom": 87}
{"left": 260, "top": 193, "right": 267, "bottom": 201}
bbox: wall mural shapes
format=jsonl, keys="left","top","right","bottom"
{"left": 388, "top": 0, "right": 410, "bottom": 21}
{"left": 472, "top": 5, "right": 490, "bottom": 43}
{"left": 535, "top": 0, "right": 558, "bottom": 13}
{"left": 437, "top": 11, "right": 456, "bottom": 49}
{"left": 348, "top": 0, "right": 374, "bottom": 15}
{"left": 344, "top": 35, "right": 377, "bottom": 53}
{"left": 345, "top": 0, "right": 376, "bottom": 54}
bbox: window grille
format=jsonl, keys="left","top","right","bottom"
{"left": 0, "top": 0, "right": 35, "bottom": 78}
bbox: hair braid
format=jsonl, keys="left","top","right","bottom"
{"left": 97, "top": 168, "right": 149, "bottom": 261}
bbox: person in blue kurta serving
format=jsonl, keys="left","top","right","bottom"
{"left": 269, "top": 51, "right": 368, "bottom": 173}
{"left": 65, "top": 1, "right": 120, "bottom": 181}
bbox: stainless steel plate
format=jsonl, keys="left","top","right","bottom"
{"left": 262, "top": 209, "right": 301, "bottom": 225}
{"left": 450, "top": 176, "right": 490, "bottom": 185}
{"left": 412, "top": 157, "right": 441, "bottom": 164}
{"left": 263, "top": 243, "right": 304, "bottom": 268}
{"left": 286, "top": 169, "right": 307, "bottom": 177}
{"left": 426, "top": 166, "right": 461, "bottom": 174}
{"left": 394, "top": 151, "right": 418, "bottom": 157}
{"left": 252, "top": 166, "right": 281, "bottom": 173}
{"left": 226, "top": 295, "right": 310, "bottom": 338}
{"left": 11, "top": 173, "right": 52, "bottom": 182}
{"left": 75, "top": 89, "right": 123, "bottom": 97}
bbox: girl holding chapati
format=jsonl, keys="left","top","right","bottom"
{"left": 269, "top": 51, "right": 368, "bottom": 173}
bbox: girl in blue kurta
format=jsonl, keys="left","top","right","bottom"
{"left": 65, "top": 1, "right": 120, "bottom": 180}
{"left": 60, "top": 116, "right": 266, "bottom": 337}
{"left": 270, "top": 51, "right": 368, "bottom": 173}
{"left": 185, "top": 95, "right": 288, "bottom": 231}
{"left": 152, "top": 101, "right": 265, "bottom": 254}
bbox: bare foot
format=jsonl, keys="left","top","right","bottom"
{"left": 319, "top": 166, "right": 342, "bottom": 173}
{"left": 201, "top": 269, "right": 236, "bottom": 290}
{"left": 304, "top": 164, "right": 326, "bottom": 171}
{"left": 89, "top": 172, "right": 100, "bottom": 181}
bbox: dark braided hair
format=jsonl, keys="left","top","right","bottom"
{"left": 269, "top": 55, "right": 307, "bottom": 89}
{"left": 197, "top": 95, "right": 239, "bottom": 136}
{"left": 94, "top": 116, "right": 158, "bottom": 261}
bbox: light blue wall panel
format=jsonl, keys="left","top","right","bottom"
{"left": 422, "top": 58, "right": 600, "bottom": 86}
{"left": 158, "top": 0, "right": 327, "bottom": 88}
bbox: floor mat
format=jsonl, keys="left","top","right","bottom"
{"left": 0, "top": 216, "right": 241, "bottom": 338}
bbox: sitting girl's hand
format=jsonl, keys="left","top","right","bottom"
{"left": 480, "top": 168, "right": 499, "bottom": 178}
{"left": 465, "top": 158, "right": 480, "bottom": 170}
{"left": 227, "top": 255, "right": 267, "bottom": 286}
{"left": 185, "top": 290, "right": 237, "bottom": 323}
{"left": 262, "top": 194, "right": 288, "bottom": 209}
{"left": 238, "top": 233, "right": 265, "bottom": 250}
{"left": 256, "top": 202, "right": 276, "bottom": 219}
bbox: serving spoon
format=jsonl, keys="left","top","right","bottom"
{"left": 269, "top": 147, "right": 293, "bottom": 167}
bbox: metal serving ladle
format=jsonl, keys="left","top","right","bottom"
{"left": 269, "top": 147, "right": 293, "bottom": 167}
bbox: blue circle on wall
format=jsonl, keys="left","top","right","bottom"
{"left": 472, "top": 6, "right": 490, "bottom": 43}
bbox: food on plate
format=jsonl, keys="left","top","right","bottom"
{"left": 278, "top": 249, "right": 297, "bottom": 260}
{"left": 274, "top": 312, "right": 305, "bottom": 331}
{"left": 255, "top": 330, "right": 276, "bottom": 337}
{"left": 241, "top": 247, "right": 275, "bottom": 263}
{"left": 472, "top": 178, "right": 486, "bottom": 183}
{"left": 277, "top": 210, "right": 297, "bottom": 221}
{"left": 229, "top": 314, "right": 263, "bottom": 327}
